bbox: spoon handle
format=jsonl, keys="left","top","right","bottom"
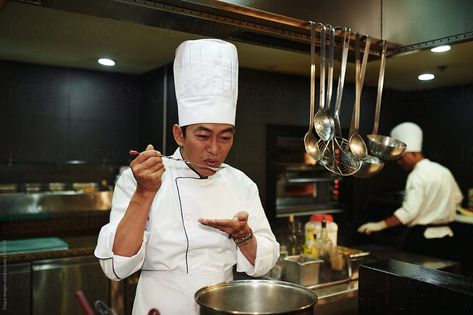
{"left": 318, "top": 23, "right": 326, "bottom": 111}
{"left": 372, "top": 40, "right": 387, "bottom": 135}
{"left": 128, "top": 150, "right": 223, "bottom": 172}
{"left": 309, "top": 21, "right": 317, "bottom": 129}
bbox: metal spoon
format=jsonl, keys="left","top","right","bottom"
{"left": 129, "top": 150, "right": 224, "bottom": 172}
{"left": 349, "top": 34, "right": 370, "bottom": 159}
{"left": 303, "top": 21, "right": 320, "bottom": 160}
{"left": 367, "top": 40, "right": 407, "bottom": 160}
{"left": 313, "top": 23, "right": 335, "bottom": 142}
{"left": 333, "top": 28, "right": 350, "bottom": 138}
{"left": 324, "top": 24, "right": 336, "bottom": 140}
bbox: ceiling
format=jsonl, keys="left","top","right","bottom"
{"left": 1, "top": 1, "right": 472, "bottom": 90}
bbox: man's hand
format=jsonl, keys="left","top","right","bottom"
{"left": 130, "top": 144, "right": 165, "bottom": 195}
{"left": 357, "top": 220, "right": 387, "bottom": 235}
{"left": 198, "top": 211, "right": 251, "bottom": 239}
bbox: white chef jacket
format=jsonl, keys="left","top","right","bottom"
{"left": 94, "top": 148, "right": 280, "bottom": 315}
{"left": 394, "top": 159, "right": 463, "bottom": 238}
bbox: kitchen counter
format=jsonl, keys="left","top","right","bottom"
{"left": 5, "top": 235, "right": 98, "bottom": 263}
{"left": 358, "top": 259, "right": 473, "bottom": 314}
{"left": 259, "top": 244, "right": 462, "bottom": 315}
{"left": 356, "top": 244, "right": 460, "bottom": 273}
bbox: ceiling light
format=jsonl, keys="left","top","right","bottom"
{"left": 98, "top": 58, "right": 115, "bottom": 66}
{"left": 418, "top": 73, "right": 435, "bottom": 81}
{"left": 430, "top": 45, "right": 451, "bottom": 53}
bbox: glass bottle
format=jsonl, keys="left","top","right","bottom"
{"left": 317, "top": 219, "right": 333, "bottom": 262}
{"left": 287, "top": 215, "right": 298, "bottom": 256}
{"left": 295, "top": 220, "right": 305, "bottom": 255}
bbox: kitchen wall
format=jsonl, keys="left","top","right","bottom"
{"left": 0, "top": 60, "right": 141, "bottom": 165}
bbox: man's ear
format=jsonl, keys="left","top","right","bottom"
{"left": 173, "top": 124, "right": 184, "bottom": 146}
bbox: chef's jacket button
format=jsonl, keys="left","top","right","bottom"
{"left": 185, "top": 214, "right": 191, "bottom": 220}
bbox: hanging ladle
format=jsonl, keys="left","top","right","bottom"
{"left": 348, "top": 34, "right": 370, "bottom": 159}
{"left": 313, "top": 23, "right": 335, "bottom": 142}
{"left": 353, "top": 37, "right": 385, "bottom": 178}
{"left": 303, "top": 21, "right": 320, "bottom": 160}
{"left": 366, "top": 40, "right": 407, "bottom": 160}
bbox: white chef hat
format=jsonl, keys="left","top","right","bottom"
{"left": 390, "top": 122, "right": 423, "bottom": 152}
{"left": 173, "top": 39, "right": 238, "bottom": 127}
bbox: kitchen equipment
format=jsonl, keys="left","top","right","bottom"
{"left": 348, "top": 34, "right": 369, "bottom": 159}
{"left": 319, "top": 28, "right": 361, "bottom": 176}
{"left": 323, "top": 25, "right": 336, "bottom": 139}
{"left": 284, "top": 255, "right": 324, "bottom": 287}
{"left": 350, "top": 35, "right": 385, "bottom": 178}
{"left": 367, "top": 40, "right": 407, "bottom": 160}
{"left": 337, "top": 246, "right": 371, "bottom": 280}
{"left": 4, "top": 262, "right": 32, "bottom": 315}
{"left": 129, "top": 150, "right": 223, "bottom": 172}
{"left": 313, "top": 23, "right": 335, "bottom": 142}
{"left": 34, "top": 256, "right": 109, "bottom": 315}
{"left": 0, "top": 190, "right": 112, "bottom": 218}
{"left": 303, "top": 21, "right": 320, "bottom": 161}
{"left": 275, "top": 163, "right": 341, "bottom": 216}
{"left": 195, "top": 279, "right": 318, "bottom": 315}
{"left": 333, "top": 28, "right": 350, "bottom": 139}
{"left": 353, "top": 154, "right": 385, "bottom": 178}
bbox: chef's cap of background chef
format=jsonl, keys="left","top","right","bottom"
{"left": 173, "top": 39, "right": 238, "bottom": 127}
{"left": 390, "top": 122, "right": 423, "bottom": 152}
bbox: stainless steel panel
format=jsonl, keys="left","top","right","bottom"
{"left": 32, "top": 256, "right": 109, "bottom": 315}
{"left": 0, "top": 191, "right": 112, "bottom": 216}
{"left": 3, "top": 262, "right": 31, "bottom": 315}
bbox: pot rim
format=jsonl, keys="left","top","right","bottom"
{"left": 195, "top": 279, "right": 318, "bottom": 314}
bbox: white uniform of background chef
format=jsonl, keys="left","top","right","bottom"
{"left": 94, "top": 39, "right": 280, "bottom": 315}
{"left": 357, "top": 122, "right": 463, "bottom": 259}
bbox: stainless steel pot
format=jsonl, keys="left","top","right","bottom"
{"left": 195, "top": 279, "right": 317, "bottom": 315}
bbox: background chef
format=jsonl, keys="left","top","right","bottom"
{"left": 357, "top": 122, "right": 463, "bottom": 260}
{"left": 95, "top": 39, "right": 280, "bottom": 315}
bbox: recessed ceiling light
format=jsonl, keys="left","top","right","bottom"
{"left": 98, "top": 58, "right": 115, "bottom": 66}
{"left": 418, "top": 73, "right": 435, "bottom": 81}
{"left": 430, "top": 45, "right": 451, "bottom": 53}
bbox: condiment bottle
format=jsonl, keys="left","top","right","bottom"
{"left": 304, "top": 225, "right": 318, "bottom": 258}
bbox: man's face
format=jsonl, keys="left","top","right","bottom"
{"left": 174, "top": 123, "right": 235, "bottom": 177}
{"left": 396, "top": 152, "right": 417, "bottom": 172}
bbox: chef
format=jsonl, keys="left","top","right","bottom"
{"left": 357, "top": 122, "right": 463, "bottom": 259}
{"left": 94, "top": 39, "right": 280, "bottom": 314}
